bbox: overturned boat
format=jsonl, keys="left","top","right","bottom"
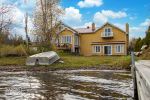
{"left": 26, "top": 51, "right": 60, "bottom": 66}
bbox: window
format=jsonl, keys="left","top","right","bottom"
{"left": 61, "top": 36, "right": 72, "bottom": 44}
{"left": 93, "top": 45, "right": 101, "bottom": 53}
{"left": 75, "top": 36, "right": 78, "bottom": 45}
{"left": 115, "top": 45, "right": 124, "bottom": 53}
{"left": 103, "top": 27, "right": 113, "bottom": 37}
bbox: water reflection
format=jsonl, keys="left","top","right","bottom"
{"left": 0, "top": 70, "right": 133, "bottom": 100}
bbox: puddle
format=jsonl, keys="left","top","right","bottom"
{"left": 0, "top": 70, "right": 133, "bottom": 100}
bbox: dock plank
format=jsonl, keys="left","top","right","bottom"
{"left": 135, "top": 60, "right": 150, "bottom": 100}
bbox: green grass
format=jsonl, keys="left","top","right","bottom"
{"left": 49, "top": 54, "right": 131, "bottom": 69}
{"left": 0, "top": 54, "right": 131, "bottom": 70}
{"left": 0, "top": 57, "right": 26, "bottom": 66}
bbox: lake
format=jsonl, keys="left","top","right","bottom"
{"left": 0, "top": 70, "right": 133, "bottom": 100}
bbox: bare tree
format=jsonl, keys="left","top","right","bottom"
{"left": 0, "top": 3, "right": 14, "bottom": 45}
{"left": 33, "top": 0, "right": 63, "bottom": 49}
{"left": 0, "top": 4, "right": 12, "bottom": 34}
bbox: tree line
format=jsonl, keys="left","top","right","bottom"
{"left": 0, "top": 0, "right": 63, "bottom": 52}
{"left": 130, "top": 27, "right": 150, "bottom": 52}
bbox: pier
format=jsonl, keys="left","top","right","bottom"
{"left": 132, "top": 59, "right": 150, "bottom": 100}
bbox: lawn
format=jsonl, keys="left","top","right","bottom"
{"left": 0, "top": 57, "right": 26, "bottom": 66}
{"left": 50, "top": 55, "right": 131, "bottom": 69}
{"left": 0, "top": 54, "right": 131, "bottom": 70}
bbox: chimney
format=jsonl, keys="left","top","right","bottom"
{"left": 87, "top": 26, "right": 90, "bottom": 29}
{"left": 126, "top": 23, "right": 129, "bottom": 34}
{"left": 92, "top": 23, "right": 95, "bottom": 31}
{"left": 126, "top": 23, "right": 129, "bottom": 53}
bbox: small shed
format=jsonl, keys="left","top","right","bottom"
{"left": 26, "top": 51, "right": 60, "bottom": 66}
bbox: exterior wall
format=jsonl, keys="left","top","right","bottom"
{"left": 59, "top": 28, "right": 75, "bottom": 52}
{"left": 79, "top": 24, "right": 128, "bottom": 56}
{"left": 91, "top": 44, "right": 127, "bottom": 56}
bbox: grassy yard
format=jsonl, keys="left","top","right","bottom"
{"left": 0, "top": 57, "right": 26, "bottom": 66}
{"left": 50, "top": 55, "right": 131, "bottom": 69}
{"left": 0, "top": 54, "right": 131, "bottom": 70}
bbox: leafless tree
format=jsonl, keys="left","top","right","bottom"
{"left": 0, "top": 3, "right": 14, "bottom": 45}
{"left": 0, "top": 4, "right": 12, "bottom": 34}
{"left": 33, "top": 0, "right": 63, "bottom": 49}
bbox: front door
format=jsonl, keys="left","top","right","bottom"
{"left": 104, "top": 46, "right": 112, "bottom": 55}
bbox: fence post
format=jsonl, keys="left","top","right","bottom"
{"left": 131, "top": 51, "right": 138, "bottom": 100}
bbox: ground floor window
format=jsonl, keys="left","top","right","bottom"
{"left": 61, "top": 35, "right": 72, "bottom": 44}
{"left": 93, "top": 45, "right": 101, "bottom": 53}
{"left": 115, "top": 44, "right": 124, "bottom": 53}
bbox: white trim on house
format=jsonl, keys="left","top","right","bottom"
{"left": 92, "top": 45, "right": 101, "bottom": 53}
{"left": 103, "top": 45, "right": 112, "bottom": 55}
{"left": 115, "top": 44, "right": 124, "bottom": 53}
{"left": 101, "top": 27, "right": 113, "bottom": 37}
{"left": 61, "top": 35, "right": 72, "bottom": 44}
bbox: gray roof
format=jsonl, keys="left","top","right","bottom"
{"left": 75, "top": 27, "right": 99, "bottom": 33}
{"left": 59, "top": 22, "right": 126, "bottom": 34}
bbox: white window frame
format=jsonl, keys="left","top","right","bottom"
{"left": 92, "top": 45, "right": 101, "bottom": 53}
{"left": 102, "top": 27, "right": 113, "bottom": 37}
{"left": 115, "top": 44, "right": 124, "bottom": 53}
{"left": 61, "top": 35, "right": 72, "bottom": 44}
{"left": 103, "top": 45, "right": 112, "bottom": 55}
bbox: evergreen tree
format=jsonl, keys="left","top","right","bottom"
{"left": 144, "top": 30, "right": 150, "bottom": 46}
{"left": 134, "top": 37, "right": 143, "bottom": 51}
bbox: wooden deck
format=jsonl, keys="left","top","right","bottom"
{"left": 134, "top": 60, "right": 150, "bottom": 100}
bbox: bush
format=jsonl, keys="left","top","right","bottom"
{"left": 0, "top": 45, "right": 27, "bottom": 57}
{"left": 14, "top": 45, "right": 27, "bottom": 56}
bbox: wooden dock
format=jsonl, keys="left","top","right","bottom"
{"left": 133, "top": 60, "right": 150, "bottom": 100}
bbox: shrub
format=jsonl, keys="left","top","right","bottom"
{"left": 0, "top": 45, "right": 14, "bottom": 57}
{"left": 0, "top": 45, "right": 27, "bottom": 57}
{"left": 14, "top": 45, "right": 27, "bottom": 56}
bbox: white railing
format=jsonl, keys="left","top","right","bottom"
{"left": 101, "top": 32, "right": 113, "bottom": 37}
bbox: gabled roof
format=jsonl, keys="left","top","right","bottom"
{"left": 75, "top": 22, "right": 126, "bottom": 34}
{"left": 58, "top": 22, "right": 127, "bottom": 34}
{"left": 59, "top": 23, "right": 78, "bottom": 34}
{"left": 97, "top": 22, "right": 126, "bottom": 33}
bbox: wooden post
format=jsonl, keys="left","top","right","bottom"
{"left": 131, "top": 51, "right": 138, "bottom": 99}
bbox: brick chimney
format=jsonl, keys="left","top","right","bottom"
{"left": 126, "top": 23, "right": 129, "bottom": 34}
{"left": 92, "top": 23, "right": 95, "bottom": 31}
{"left": 126, "top": 23, "right": 129, "bottom": 54}
{"left": 87, "top": 26, "right": 90, "bottom": 29}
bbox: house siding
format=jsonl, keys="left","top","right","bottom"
{"left": 58, "top": 23, "right": 128, "bottom": 56}
{"left": 79, "top": 24, "right": 128, "bottom": 56}
{"left": 59, "top": 28, "right": 75, "bottom": 52}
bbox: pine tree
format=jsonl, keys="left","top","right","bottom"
{"left": 144, "top": 29, "right": 150, "bottom": 46}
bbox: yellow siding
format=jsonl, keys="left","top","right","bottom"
{"left": 59, "top": 24, "right": 128, "bottom": 56}
{"left": 59, "top": 28, "right": 74, "bottom": 51}
{"left": 79, "top": 24, "right": 128, "bottom": 56}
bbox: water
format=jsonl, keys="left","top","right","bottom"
{"left": 0, "top": 70, "right": 133, "bottom": 100}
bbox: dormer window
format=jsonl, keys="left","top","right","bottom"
{"left": 102, "top": 27, "right": 113, "bottom": 38}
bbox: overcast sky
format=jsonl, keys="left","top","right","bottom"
{"left": 1, "top": 0, "right": 150, "bottom": 39}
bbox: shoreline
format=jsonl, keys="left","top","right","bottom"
{"left": 0, "top": 65, "right": 131, "bottom": 72}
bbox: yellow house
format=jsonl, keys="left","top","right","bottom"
{"left": 57, "top": 22, "right": 129, "bottom": 56}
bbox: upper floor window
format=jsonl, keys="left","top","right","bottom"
{"left": 93, "top": 45, "right": 101, "bottom": 53}
{"left": 61, "top": 35, "right": 72, "bottom": 44}
{"left": 115, "top": 44, "right": 124, "bottom": 53}
{"left": 102, "top": 27, "right": 113, "bottom": 37}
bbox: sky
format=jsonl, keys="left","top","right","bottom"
{"left": 1, "top": 0, "right": 150, "bottom": 39}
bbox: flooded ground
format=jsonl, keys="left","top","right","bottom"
{"left": 0, "top": 70, "right": 133, "bottom": 100}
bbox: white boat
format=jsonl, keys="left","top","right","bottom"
{"left": 26, "top": 51, "right": 60, "bottom": 66}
